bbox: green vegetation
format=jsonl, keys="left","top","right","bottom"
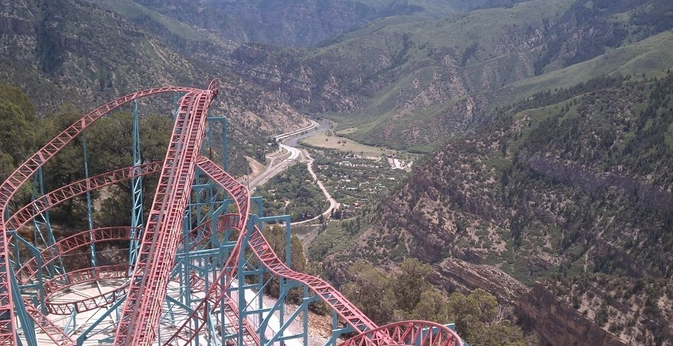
{"left": 86, "top": 0, "right": 208, "bottom": 42}
{"left": 0, "top": 84, "right": 39, "bottom": 183}
{"left": 248, "top": 0, "right": 673, "bottom": 153}
{"left": 300, "top": 131, "right": 397, "bottom": 157}
{"left": 331, "top": 71, "right": 673, "bottom": 342}
{"left": 545, "top": 274, "right": 673, "bottom": 345}
{"left": 342, "top": 258, "right": 528, "bottom": 346}
{"left": 310, "top": 149, "right": 409, "bottom": 209}
{"left": 256, "top": 164, "right": 326, "bottom": 222}
{"left": 0, "top": 85, "right": 175, "bottom": 230}
{"left": 307, "top": 212, "right": 371, "bottom": 262}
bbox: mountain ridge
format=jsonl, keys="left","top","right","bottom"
{"left": 224, "top": 0, "right": 673, "bottom": 151}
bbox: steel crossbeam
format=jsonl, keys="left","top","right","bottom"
{"left": 6, "top": 162, "right": 161, "bottom": 231}
{"left": 159, "top": 157, "right": 251, "bottom": 345}
{"left": 42, "top": 265, "right": 129, "bottom": 315}
{"left": 0, "top": 78, "right": 466, "bottom": 346}
{"left": 17, "top": 227, "right": 134, "bottom": 285}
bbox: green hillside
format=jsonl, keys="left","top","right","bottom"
{"left": 229, "top": 0, "right": 673, "bottom": 152}
{"left": 329, "top": 0, "right": 673, "bottom": 150}
{"left": 324, "top": 71, "right": 673, "bottom": 346}
{"left": 0, "top": 0, "right": 313, "bottom": 177}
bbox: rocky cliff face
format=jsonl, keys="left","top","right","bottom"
{"left": 0, "top": 0, "right": 311, "bottom": 175}
{"left": 517, "top": 284, "right": 626, "bottom": 346}
{"left": 133, "top": 0, "right": 424, "bottom": 47}
{"left": 325, "top": 73, "right": 673, "bottom": 344}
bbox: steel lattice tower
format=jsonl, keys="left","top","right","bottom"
{"left": 0, "top": 80, "right": 464, "bottom": 346}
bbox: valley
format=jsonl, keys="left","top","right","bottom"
{"left": 1, "top": 0, "right": 673, "bottom": 345}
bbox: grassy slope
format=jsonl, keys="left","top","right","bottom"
{"left": 509, "top": 31, "right": 673, "bottom": 103}
{"left": 315, "top": 0, "right": 574, "bottom": 150}
{"left": 326, "top": 1, "right": 673, "bottom": 151}
{"left": 86, "top": 0, "right": 207, "bottom": 42}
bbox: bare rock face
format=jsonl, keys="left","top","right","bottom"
{"left": 0, "top": 16, "right": 34, "bottom": 36}
{"left": 517, "top": 284, "right": 626, "bottom": 346}
{"left": 433, "top": 258, "right": 528, "bottom": 303}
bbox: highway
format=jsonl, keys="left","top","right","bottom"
{"left": 248, "top": 120, "right": 318, "bottom": 190}
{"left": 248, "top": 119, "right": 340, "bottom": 224}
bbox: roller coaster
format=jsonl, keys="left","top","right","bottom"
{"left": 0, "top": 80, "right": 464, "bottom": 346}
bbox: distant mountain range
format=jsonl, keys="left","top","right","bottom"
{"left": 225, "top": 0, "right": 673, "bottom": 151}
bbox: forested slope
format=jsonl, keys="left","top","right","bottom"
{"left": 325, "top": 73, "right": 673, "bottom": 345}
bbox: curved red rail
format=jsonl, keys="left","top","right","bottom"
{"left": 43, "top": 265, "right": 129, "bottom": 315}
{"left": 338, "top": 320, "right": 463, "bottom": 346}
{"left": 17, "top": 227, "right": 134, "bottom": 285}
{"left": 0, "top": 85, "right": 198, "bottom": 345}
{"left": 163, "top": 156, "right": 378, "bottom": 345}
{"left": 247, "top": 225, "right": 377, "bottom": 332}
{"left": 159, "top": 156, "right": 253, "bottom": 345}
{"left": 0, "top": 79, "right": 464, "bottom": 346}
{"left": 6, "top": 162, "right": 161, "bottom": 231}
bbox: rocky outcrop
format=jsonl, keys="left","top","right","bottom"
{"left": 433, "top": 258, "right": 528, "bottom": 303}
{"left": 517, "top": 283, "right": 626, "bottom": 346}
{"left": 0, "top": 16, "right": 34, "bottom": 36}
{"left": 521, "top": 152, "right": 673, "bottom": 215}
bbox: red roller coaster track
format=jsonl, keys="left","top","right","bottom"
{"left": 0, "top": 85, "right": 200, "bottom": 346}
{"left": 0, "top": 80, "right": 463, "bottom": 346}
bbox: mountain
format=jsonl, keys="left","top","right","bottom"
{"left": 119, "top": 0, "right": 534, "bottom": 48}
{"left": 3, "top": 0, "right": 673, "bottom": 344}
{"left": 78, "top": 0, "right": 673, "bottom": 153}
{"left": 227, "top": 0, "right": 673, "bottom": 151}
{"left": 323, "top": 72, "right": 673, "bottom": 345}
{"left": 0, "top": 0, "right": 310, "bottom": 175}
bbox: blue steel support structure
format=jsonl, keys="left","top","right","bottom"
{"left": 129, "top": 100, "right": 143, "bottom": 270}
{"left": 207, "top": 115, "right": 228, "bottom": 171}
{"left": 0, "top": 82, "right": 467, "bottom": 346}
{"left": 81, "top": 130, "right": 96, "bottom": 268}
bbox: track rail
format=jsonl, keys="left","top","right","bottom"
{"left": 247, "top": 225, "right": 377, "bottom": 332}
{"left": 0, "top": 85, "right": 198, "bottom": 345}
{"left": 0, "top": 79, "right": 465, "bottom": 346}
{"left": 43, "top": 265, "right": 129, "bottom": 315}
{"left": 115, "top": 80, "right": 219, "bottom": 345}
{"left": 17, "top": 227, "right": 134, "bottom": 285}
{"left": 159, "top": 156, "right": 252, "bottom": 345}
{"left": 6, "top": 162, "right": 161, "bottom": 232}
{"left": 338, "top": 320, "right": 462, "bottom": 346}
{"left": 162, "top": 156, "right": 377, "bottom": 344}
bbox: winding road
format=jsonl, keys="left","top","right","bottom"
{"left": 248, "top": 120, "right": 339, "bottom": 225}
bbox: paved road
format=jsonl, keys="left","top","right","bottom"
{"left": 248, "top": 120, "right": 339, "bottom": 225}
{"left": 248, "top": 120, "right": 319, "bottom": 190}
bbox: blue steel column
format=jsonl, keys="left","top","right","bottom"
{"left": 31, "top": 167, "right": 63, "bottom": 276}
{"left": 237, "top": 218, "right": 254, "bottom": 346}
{"left": 11, "top": 234, "right": 44, "bottom": 315}
{"left": 129, "top": 100, "right": 143, "bottom": 270}
{"left": 81, "top": 129, "right": 96, "bottom": 267}
{"left": 10, "top": 265, "right": 37, "bottom": 346}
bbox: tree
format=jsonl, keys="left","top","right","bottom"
{"left": 340, "top": 259, "right": 527, "bottom": 345}
{"left": 0, "top": 101, "right": 36, "bottom": 165}
{"left": 393, "top": 258, "right": 432, "bottom": 312}
{"left": 343, "top": 260, "right": 397, "bottom": 323}
{"left": 448, "top": 289, "right": 525, "bottom": 346}
{"left": 0, "top": 84, "right": 38, "bottom": 181}
{"left": 261, "top": 225, "right": 307, "bottom": 304}
{"left": 410, "top": 290, "right": 450, "bottom": 322}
